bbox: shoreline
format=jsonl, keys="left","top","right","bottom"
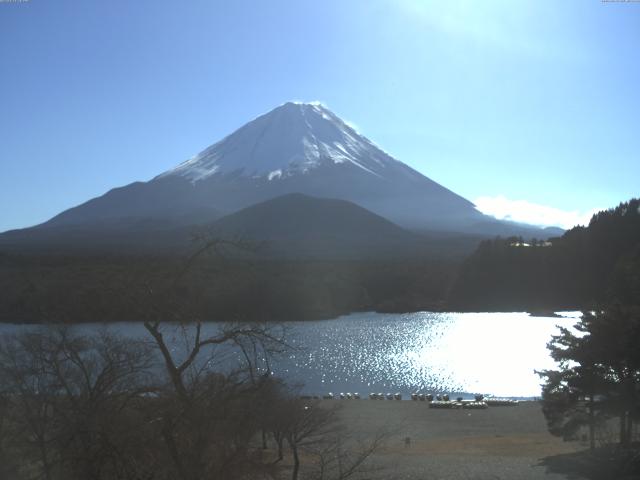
{"left": 330, "top": 399, "right": 587, "bottom": 479}
{"left": 0, "top": 308, "right": 582, "bottom": 325}
{"left": 0, "top": 313, "right": 572, "bottom": 401}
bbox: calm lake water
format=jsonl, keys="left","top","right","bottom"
{"left": 0, "top": 311, "right": 580, "bottom": 398}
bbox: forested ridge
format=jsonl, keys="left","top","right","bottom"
{"left": 1, "top": 199, "right": 638, "bottom": 323}
{"left": 449, "top": 198, "right": 640, "bottom": 311}
{"left": 535, "top": 201, "right": 640, "bottom": 478}
{"left": 0, "top": 253, "right": 455, "bottom": 323}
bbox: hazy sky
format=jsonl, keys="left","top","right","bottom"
{"left": 1, "top": 0, "right": 638, "bottom": 231}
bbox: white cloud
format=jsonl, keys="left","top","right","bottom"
{"left": 290, "top": 99, "right": 327, "bottom": 107}
{"left": 343, "top": 118, "right": 361, "bottom": 133}
{"left": 473, "top": 195, "right": 602, "bottom": 230}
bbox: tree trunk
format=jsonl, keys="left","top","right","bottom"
{"left": 627, "top": 378, "right": 636, "bottom": 445}
{"left": 620, "top": 412, "right": 628, "bottom": 446}
{"left": 38, "top": 441, "right": 54, "bottom": 480}
{"left": 277, "top": 436, "right": 284, "bottom": 461}
{"left": 291, "top": 442, "right": 300, "bottom": 480}
{"left": 162, "top": 418, "right": 190, "bottom": 480}
{"left": 588, "top": 396, "right": 595, "bottom": 451}
{"left": 144, "top": 323, "right": 189, "bottom": 401}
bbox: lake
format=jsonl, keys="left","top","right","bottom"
{"left": 0, "top": 311, "right": 580, "bottom": 398}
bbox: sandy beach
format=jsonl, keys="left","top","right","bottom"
{"left": 330, "top": 399, "right": 587, "bottom": 480}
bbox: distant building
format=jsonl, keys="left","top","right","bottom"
{"left": 509, "top": 240, "right": 553, "bottom": 248}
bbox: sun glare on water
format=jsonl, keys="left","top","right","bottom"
{"left": 403, "top": 313, "right": 575, "bottom": 396}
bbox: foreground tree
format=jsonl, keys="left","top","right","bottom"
{"left": 0, "top": 236, "right": 389, "bottom": 479}
{"left": 0, "top": 328, "right": 156, "bottom": 480}
{"left": 539, "top": 304, "right": 640, "bottom": 449}
{"left": 141, "top": 320, "right": 288, "bottom": 480}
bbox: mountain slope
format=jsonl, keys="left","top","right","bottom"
{"left": 209, "top": 193, "right": 426, "bottom": 258}
{"left": 36, "top": 102, "right": 488, "bottom": 232}
{"left": 448, "top": 198, "right": 640, "bottom": 311}
{"left": 1, "top": 102, "right": 560, "bottom": 253}
{"left": 0, "top": 194, "right": 428, "bottom": 258}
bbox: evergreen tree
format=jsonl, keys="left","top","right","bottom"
{"left": 539, "top": 305, "right": 640, "bottom": 447}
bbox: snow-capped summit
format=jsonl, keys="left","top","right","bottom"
{"left": 11, "top": 101, "right": 545, "bottom": 239}
{"left": 159, "top": 102, "right": 402, "bottom": 182}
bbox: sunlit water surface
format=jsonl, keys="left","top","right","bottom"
{"left": 0, "top": 311, "right": 579, "bottom": 398}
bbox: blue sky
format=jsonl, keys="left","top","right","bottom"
{"left": 1, "top": 0, "right": 638, "bottom": 231}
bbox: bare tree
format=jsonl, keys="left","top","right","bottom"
{"left": 0, "top": 327, "right": 156, "bottom": 480}
{"left": 270, "top": 397, "right": 390, "bottom": 480}
{"left": 0, "top": 387, "right": 19, "bottom": 480}
{"left": 0, "top": 329, "right": 65, "bottom": 480}
{"left": 0, "top": 234, "right": 390, "bottom": 480}
{"left": 135, "top": 317, "right": 290, "bottom": 480}
{"left": 280, "top": 399, "right": 340, "bottom": 480}
{"left": 310, "top": 428, "right": 390, "bottom": 480}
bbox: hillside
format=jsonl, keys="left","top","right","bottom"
{"left": 0, "top": 102, "right": 558, "bottom": 256}
{"left": 448, "top": 198, "right": 640, "bottom": 311}
{"left": 209, "top": 193, "right": 427, "bottom": 258}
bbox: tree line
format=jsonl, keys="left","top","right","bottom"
{"left": 0, "top": 324, "right": 387, "bottom": 480}
{"left": 0, "top": 253, "right": 455, "bottom": 324}
{"left": 533, "top": 200, "right": 640, "bottom": 478}
{"left": 0, "top": 239, "right": 390, "bottom": 480}
{"left": 449, "top": 198, "right": 640, "bottom": 311}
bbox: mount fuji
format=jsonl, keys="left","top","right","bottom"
{"left": 0, "top": 102, "right": 559, "bottom": 253}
